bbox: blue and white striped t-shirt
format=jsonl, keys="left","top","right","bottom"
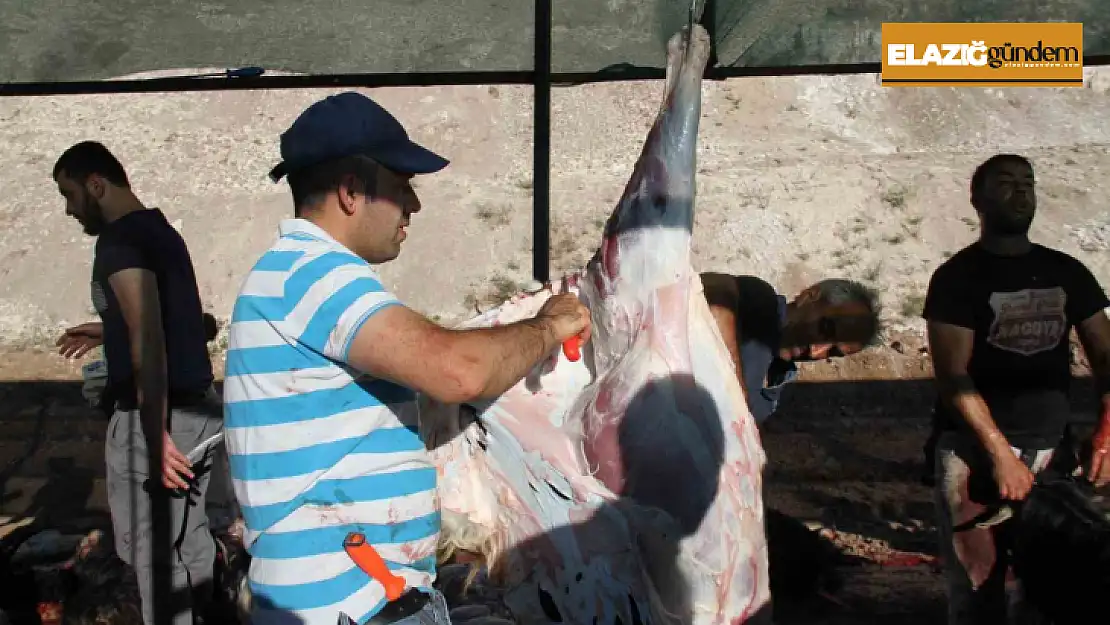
{"left": 223, "top": 218, "right": 439, "bottom": 625}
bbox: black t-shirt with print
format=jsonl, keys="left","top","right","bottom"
{"left": 731, "top": 275, "right": 797, "bottom": 422}
{"left": 701, "top": 272, "right": 797, "bottom": 421}
{"left": 923, "top": 242, "right": 1109, "bottom": 449}
{"left": 91, "top": 209, "right": 214, "bottom": 407}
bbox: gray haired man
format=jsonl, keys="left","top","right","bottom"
{"left": 700, "top": 273, "right": 881, "bottom": 423}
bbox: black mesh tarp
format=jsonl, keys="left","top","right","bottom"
{"left": 709, "top": 1, "right": 1109, "bottom": 69}
{"left": 2, "top": 0, "right": 1108, "bottom": 84}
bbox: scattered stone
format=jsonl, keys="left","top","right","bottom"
{"left": 1067, "top": 216, "right": 1110, "bottom": 252}
{"left": 888, "top": 332, "right": 927, "bottom": 356}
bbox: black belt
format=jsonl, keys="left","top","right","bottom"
{"left": 364, "top": 588, "right": 431, "bottom": 625}
{"left": 114, "top": 388, "right": 213, "bottom": 412}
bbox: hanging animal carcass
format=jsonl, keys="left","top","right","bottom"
{"left": 421, "top": 22, "right": 772, "bottom": 625}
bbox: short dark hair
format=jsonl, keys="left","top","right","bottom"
{"left": 52, "top": 141, "right": 130, "bottom": 188}
{"left": 970, "top": 153, "right": 1032, "bottom": 210}
{"left": 286, "top": 154, "right": 379, "bottom": 216}
{"left": 813, "top": 278, "right": 882, "bottom": 346}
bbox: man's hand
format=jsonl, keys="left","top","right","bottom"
{"left": 1076, "top": 309, "right": 1110, "bottom": 487}
{"left": 990, "top": 448, "right": 1035, "bottom": 501}
{"left": 56, "top": 322, "right": 103, "bottom": 359}
{"left": 161, "top": 431, "right": 194, "bottom": 490}
{"left": 345, "top": 287, "right": 593, "bottom": 406}
{"left": 1085, "top": 426, "right": 1110, "bottom": 488}
{"left": 534, "top": 292, "right": 592, "bottom": 346}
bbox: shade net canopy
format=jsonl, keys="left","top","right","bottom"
{"left": 1, "top": 0, "right": 1108, "bottom": 84}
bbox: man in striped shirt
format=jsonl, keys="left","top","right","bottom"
{"left": 223, "top": 91, "right": 592, "bottom": 625}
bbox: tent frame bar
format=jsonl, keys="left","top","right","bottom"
{"left": 3, "top": 56, "right": 1108, "bottom": 97}
{"left": 0, "top": 9, "right": 1108, "bottom": 619}
{"left": 533, "top": 0, "right": 553, "bottom": 284}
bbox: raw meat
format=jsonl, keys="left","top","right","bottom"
{"left": 421, "top": 22, "right": 771, "bottom": 625}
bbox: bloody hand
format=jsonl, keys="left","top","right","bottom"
{"left": 1086, "top": 425, "right": 1110, "bottom": 488}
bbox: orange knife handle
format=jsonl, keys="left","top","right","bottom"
{"left": 343, "top": 532, "right": 406, "bottom": 601}
{"left": 558, "top": 273, "right": 583, "bottom": 363}
{"left": 562, "top": 336, "right": 582, "bottom": 362}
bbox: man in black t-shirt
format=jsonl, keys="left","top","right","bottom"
{"left": 53, "top": 141, "right": 224, "bottom": 625}
{"left": 700, "top": 272, "right": 880, "bottom": 423}
{"left": 923, "top": 153, "right": 1110, "bottom": 625}
{"left": 700, "top": 272, "right": 880, "bottom": 609}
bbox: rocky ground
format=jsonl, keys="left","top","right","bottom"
{"left": 2, "top": 66, "right": 1110, "bottom": 623}
{"left": 2, "top": 69, "right": 1110, "bottom": 347}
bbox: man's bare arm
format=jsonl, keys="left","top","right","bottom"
{"left": 929, "top": 319, "right": 1036, "bottom": 499}
{"left": 927, "top": 320, "right": 1011, "bottom": 457}
{"left": 1076, "top": 310, "right": 1110, "bottom": 427}
{"left": 1075, "top": 309, "right": 1110, "bottom": 486}
{"left": 708, "top": 305, "right": 743, "bottom": 379}
{"left": 108, "top": 268, "right": 168, "bottom": 439}
{"left": 108, "top": 268, "right": 194, "bottom": 490}
{"left": 344, "top": 305, "right": 563, "bottom": 405}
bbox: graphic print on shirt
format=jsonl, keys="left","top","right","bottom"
{"left": 986, "top": 287, "right": 1068, "bottom": 356}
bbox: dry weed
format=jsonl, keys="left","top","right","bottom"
{"left": 901, "top": 292, "right": 926, "bottom": 317}
{"left": 881, "top": 184, "right": 910, "bottom": 210}
{"left": 475, "top": 204, "right": 512, "bottom": 227}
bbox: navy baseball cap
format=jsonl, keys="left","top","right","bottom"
{"left": 268, "top": 91, "right": 449, "bottom": 182}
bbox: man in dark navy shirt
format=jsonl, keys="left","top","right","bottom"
{"left": 700, "top": 272, "right": 880, "bottom": 424}
{"left": 53, "top": 141, "right": 224, "bottom": 625}
{"left": 924, "top": 153, "right": 1110, "bottom": 625}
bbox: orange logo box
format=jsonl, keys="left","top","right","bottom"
{"left": 881, "top": 22, "right": 1084, "bottom": 87}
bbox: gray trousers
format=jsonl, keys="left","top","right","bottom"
{"left": 105, "top": 391, "right": 224, "bottom": 625}
{"left": 203, "top": 420, "right": 240, "bottom": 537}
{"left": 933, "top": 431, "right": 1055, "bottom": 625}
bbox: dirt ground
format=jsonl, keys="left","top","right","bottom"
{"left": 1, "top": 327, "right": 1105, "bottom": 624}
{"left": 0, "top": 342, "right": 976, "bottom": 623}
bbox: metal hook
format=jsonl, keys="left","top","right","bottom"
{"left": 688, "top": 0, "right": 705, "bottom": 30}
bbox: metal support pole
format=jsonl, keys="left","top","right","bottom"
{"left": 532, "top": 0, "right": 552, "bottom": 284}
{"left": 702, "top": 0, "right": 718, "bottom": 68}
